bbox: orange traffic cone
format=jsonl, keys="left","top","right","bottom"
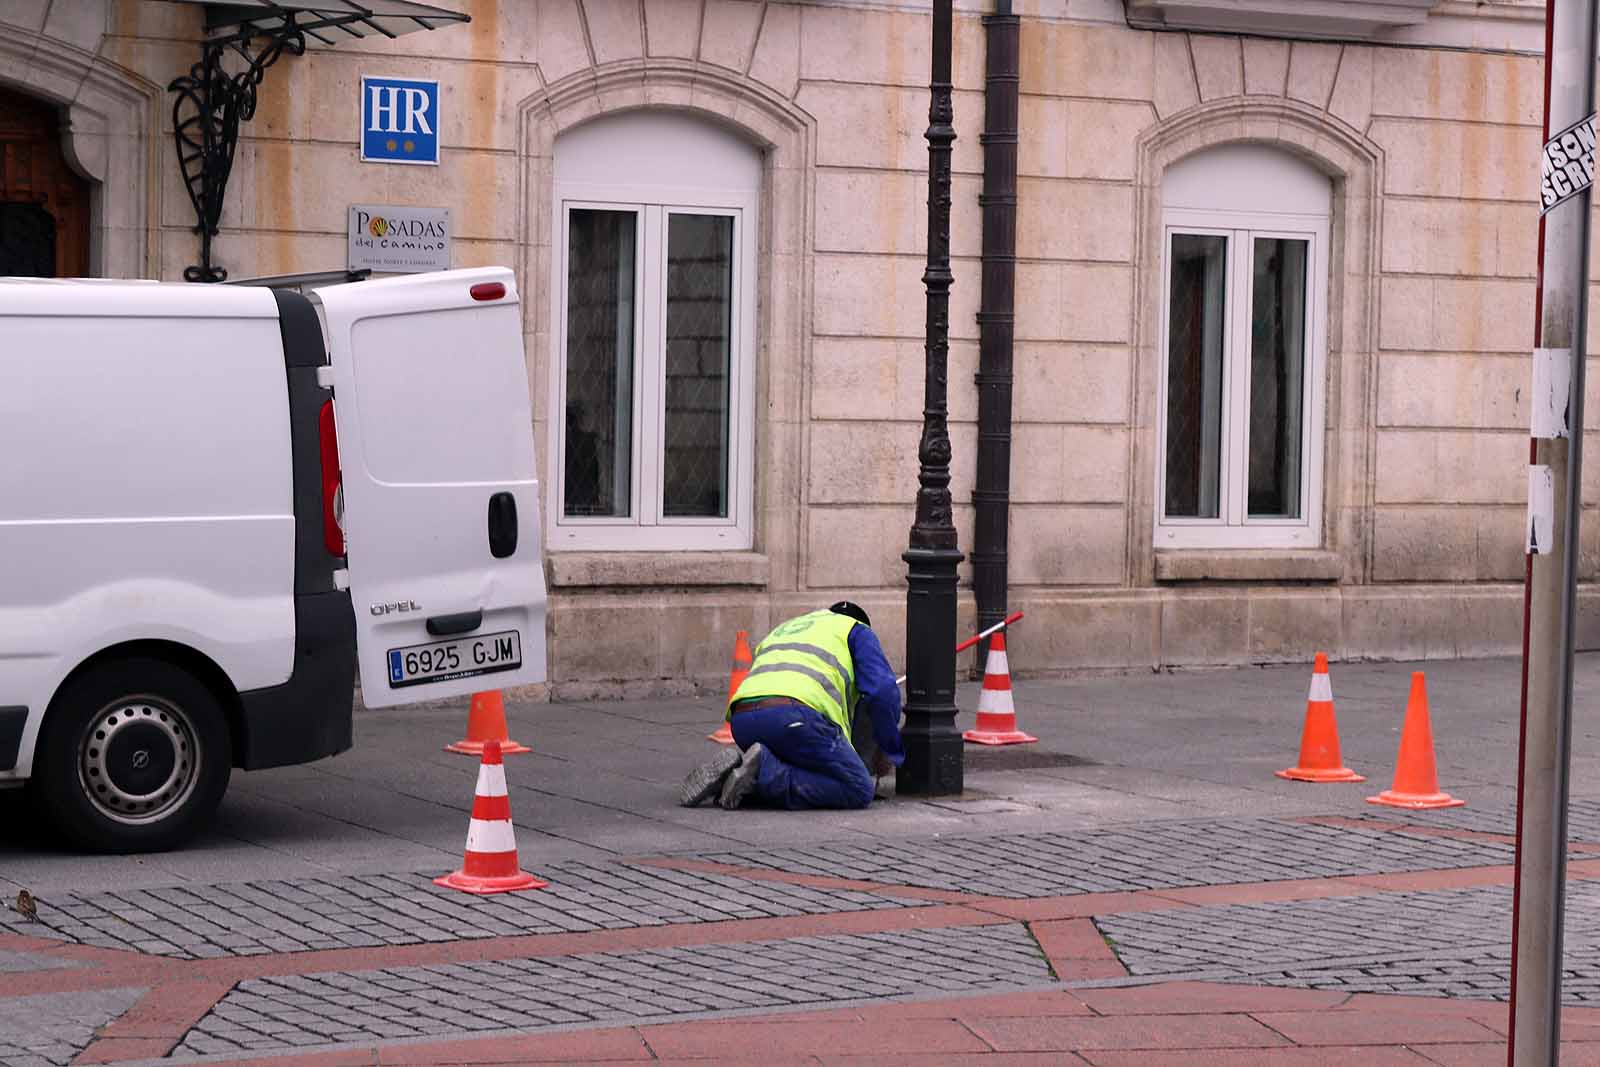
{"left": 1368, "top": 672, "right": 1464, "bottom": 810}
{"left": 709, "top": 630, "right": 753, "bottom": 744}
{"left": 963, "top": 632, "right": 1036, "bottom": 745}
{"left": 445, "top": 690, "right": 530, "bottom": 756}
{"left": 435, "top": 739, "right": 548, "bottom": 895}
{"left": 1276, "top": 653, "right": 1363, "bottom": 783}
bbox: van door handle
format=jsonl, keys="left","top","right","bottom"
{"left": 426, "top": 610, "right": 482, "bottom": 636}
{"left": 487, "top": 492, "right": 518, "bottom": 559}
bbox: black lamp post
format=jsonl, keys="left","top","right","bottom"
{"left": 898, "top": 0, "right": 964, "bottom": 797}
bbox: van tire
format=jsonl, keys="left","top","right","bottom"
{"left": 34, "top": 658, "right": 231, "bottom": 853}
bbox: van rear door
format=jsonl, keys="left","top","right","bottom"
{"left": 313, "top": 267, "right": 547, "bottom": 708}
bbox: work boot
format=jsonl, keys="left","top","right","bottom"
{"left": 679, "top": 746, "right": 741, "bottom": 807}
{"left": 719, "top": 743, "right": 765, "bottom": 810}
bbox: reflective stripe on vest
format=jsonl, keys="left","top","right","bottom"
{"left": 728, "top": 611, "right": 859, "bottom": 736}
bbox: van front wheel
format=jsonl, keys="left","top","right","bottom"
{"left": 35, "top": 658, "right": 231, "bottom": 853}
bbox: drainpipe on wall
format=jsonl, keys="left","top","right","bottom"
{"left": 972, "top": 0, "right": 1020, "bottom": 672}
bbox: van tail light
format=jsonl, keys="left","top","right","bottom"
{"left": 470, "top": 282, "right": 505, "bottom": 301}
{"left": 318, "top": 400, "right": 345, "bottom": 557}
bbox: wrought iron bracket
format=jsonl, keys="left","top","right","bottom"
{"left": 168, "top": 17, "right": 308, "bottom": 282}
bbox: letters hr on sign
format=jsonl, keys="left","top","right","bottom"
{"left": 360, "top": 76, "right": 440, "bottom": 165}
{"left": 1541, "top": 113, "right": 1597, "bottom": 215}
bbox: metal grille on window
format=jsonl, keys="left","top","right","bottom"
{"left": 662, "top": 214, "right": 734, "bottom": 518}
{"left": 563, "top": 209, "right": 635, "bottom": 518}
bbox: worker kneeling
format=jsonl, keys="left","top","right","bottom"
{"left": 680, "top": 602, "right": 903, "bottom": 810}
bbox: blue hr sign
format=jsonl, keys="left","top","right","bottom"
{"left": 361, "top": 76, "right": 439, "bottom": 165}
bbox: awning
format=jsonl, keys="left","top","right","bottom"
{"left": 173, "top": 0, "right": 469, "bottom": 47}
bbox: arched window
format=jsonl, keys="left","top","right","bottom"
{"left": 1157, "top": 144, "right": 1331, "bottom": 549}
{"left": 551, "top": 112, "right": 760, "bottom": 552}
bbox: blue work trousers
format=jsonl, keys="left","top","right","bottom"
{"left": 729, "top": 703, "right": 875, "bottom": 810}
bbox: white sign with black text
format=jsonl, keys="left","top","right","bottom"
{"left": 347, "top": 205, "right": 450, "bottom": 273}
{"left": 1541, "top": 113, "right": 1597, "bottom": 215}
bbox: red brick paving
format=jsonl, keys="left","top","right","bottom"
{"left": 2, "top": 853, "right": 1585, "bottom": 1065}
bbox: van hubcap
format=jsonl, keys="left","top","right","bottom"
{"left": 79, "top": 699, "right": 199, "bottom": 825}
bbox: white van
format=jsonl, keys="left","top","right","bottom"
{"left": 0, "top": 267, "right": 547, "bottom": 852}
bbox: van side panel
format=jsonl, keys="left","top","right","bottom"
{"left": 235, "top": 291, "right": 354, "bottom": 771}
{"left": 0, "top": 310, "right": 296, "bottom": 780}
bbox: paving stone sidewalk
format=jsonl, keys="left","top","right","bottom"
{"left": 174, "top": 923, "right": 1052, "bottom": 1058}
{"left": 1097, "top": 878, "right": 1600, "bottom": 1003}
{"left": 693, "top": 816, "right": 1517, "bottom": 898}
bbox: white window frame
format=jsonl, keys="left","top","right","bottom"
{"left": 550, "top": 179, "right": 758, "bottom": 552}
{"left": 1155, "top": 205, "right": 1329, "bottom": 550}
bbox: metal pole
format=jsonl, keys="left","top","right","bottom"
{"left": 900, "top": 0, "right": 964, "bottom": 796}
{"left": 1510, "top": 2, "right": 1598, "bottom": 1061}
{"left": 972, "top": 0, "right": 1019, "bottom": 676}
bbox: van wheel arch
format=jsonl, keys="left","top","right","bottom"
{"left": 49, "top": 641, "right": 245, "bottom": 768}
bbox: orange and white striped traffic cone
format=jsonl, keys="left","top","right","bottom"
{"left": 1276, "top": 653, "right": 1364, "bottom": 783}
{"left": 962, "top": 632, "right": 1036, "bottom": 746}
{"left": 709, "top": 630, "right": 753, "bottom": 744}
{"left": 434, "top": 739, "right": 547, "bottom": 895}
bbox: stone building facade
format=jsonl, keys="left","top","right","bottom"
{"left": 0, "top": 0, "right": 1571, "bottom": 694}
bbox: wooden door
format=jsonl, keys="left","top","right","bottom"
{"left": 0, "top": 85, "right": 90, "bottom": 277}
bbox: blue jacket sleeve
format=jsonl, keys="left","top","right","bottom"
{"left": 848, "top": 625, "right": 905, "bottom": 766}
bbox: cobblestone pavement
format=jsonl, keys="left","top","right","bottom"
{"left": 6, "top": 862, "right": 910, "bottom": 960}
{"left": 0, "top": 988, "right": 141, "bottom": 1067}
{"left": 1365, "top": 797, "right": 1600, "bottom": 841}
{"left": 174, "top": 923, "right": 1051, "bottom": 1058}
{"left": 1097, "top": 879, "right": 1600, "bottom": 1003}
{"left": 694, "top": 816, "right": 1516, "bottom": 898}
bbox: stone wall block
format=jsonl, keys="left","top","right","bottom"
{"left": 643, "top": 0, "right": 702, "bottom": 57}
{"left": 1064, "top": 100, "right": 1151, "bottom": 182}
{"left": 1016, "top": 179, "right": 1134, "bottom": 262}
{"left": 1371, "top": 508, "right": 1479, "bottom": 581}
{"left": 1019, "top": 21, "right": 1153, "bottom": 100}
{"left": 1152, "top": 31, "right": 1198, "bottom": 119}
{"left": 1008, "top": 506, "right": 1126, "bottom": 584}
{"left": 1371, "top": 48, "right": 1541, "bottom": 127}
{"left": 1286, "top": 41, "right": 1340, "bottom": 110}
{"left": 1378, "top": 275, "right": 1433, "bottom": 351}
{"left": 748, "top": 0, "right": 799, "bottom": 98}
{"left": 1243, "top": 38, "right": 1289, "bottom": 97}
{"left": 1014, "top": 344, "right": 1131, "bottom": 426}
{"left": 701, "top": 0, "right": 763, "bottom": 72}
{"left": 1019, "top": 94, "right": 1068, "bottom": 178}
{"left": 1190, "top": 35, "right": 1243, "bottom": 102}
{"left": 1061, "top": 265, "right": 1133, "bottom": 344}
{"left": 584, "top": 0, "right": 644, "bottom": 63}
{"left": 1022, "top": 595, "right": 1159, "bottom": 669}
{"left": 536, "top": 0, "right": 595, "bottom": 85}
{"left": 799, "top": 4, "right": 929, "bottom": 86}
{"left": 1377, "top": 353, "right": 1529, "bottom": 430}
{"left": 1328, "top": 44, "right": 1373, "bottom": 131}
{"left": 1246, "top": 591, "right": 1342, "bottom": 661}
{"left": 1375, "top": 429, "right": 1524, "bottom": 504}
{"left": 1381, "top": 198, "right": 1499, "bottom": 278}
{"left": 1160, "top": 594, "right": 1249, "bottom": 665}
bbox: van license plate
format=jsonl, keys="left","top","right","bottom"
{"left": 387, "top": 631, "right": 522, "bottom": 689}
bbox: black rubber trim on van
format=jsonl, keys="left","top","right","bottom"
{"left": 0, "top": 706, "right": 26, "bottom": 771}
{"left": 235, "top": 290, "right": 356, "bottom": 772}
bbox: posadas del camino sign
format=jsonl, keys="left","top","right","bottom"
{"left": 347, "top": 205, "right": 451, "bottom": 273}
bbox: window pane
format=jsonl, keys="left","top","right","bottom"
{"left": 1247, "top": 237, "right": 1309, "bottom": 519}
{"left": 563, "top": 209, "right": 635, "bottom": 518}
{"left": 662, "top": 214, "right": 734, "bottom": 519}
{"left": 1165, "top": 234, "right": 1227, "bottom": 519}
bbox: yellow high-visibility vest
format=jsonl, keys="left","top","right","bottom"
{"left": 727, "top": 610, "right": 859, "bottom": 736}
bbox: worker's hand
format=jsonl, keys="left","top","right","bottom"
{"left": 870, "top": 750, "right": 894, "bottom": 777}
